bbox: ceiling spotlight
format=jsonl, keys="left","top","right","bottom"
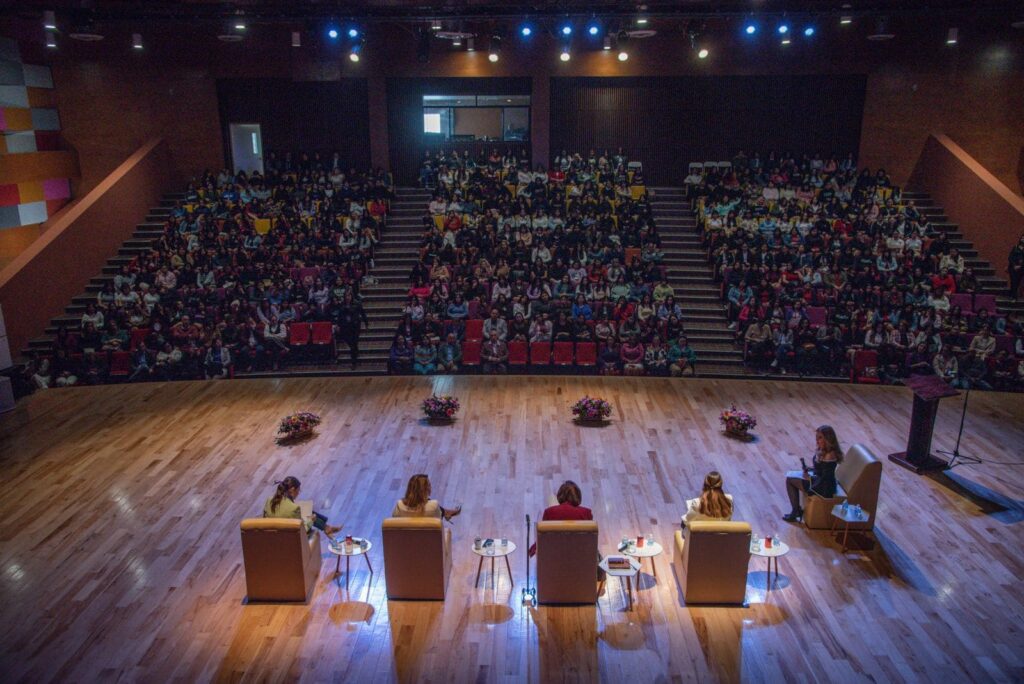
{"left": 234, "top": 15, "right": 247, "bottom": 31}
{"left": 327, "top": 28, "right": 339, "bottom": 39}
{"left": 745, "top": 24, "right": 756, "bottom": 35}
{"left": 778, "top": 23, "right": 789, "bottom": 35}
{"left": 560, "top": 46, "right": 571, "bottom": 61}
{"left": 840, "top": 15, "right": 853, "bottom": 25}
{"left": 488, "top": 35, "right": 501, "bottom": 62}
{"left": 520, "top": 24, "right": 533, "bottom": 37}
{"left": 452, "top": 36, "right": 462, "bottom": 47}
{"left": 431, "top": 20, "right": 442, "bottom": 31}
{"left": 781, "top": 37, "right": 791, "bottom": 45}
{"left": 588, "top": 23, "right": 600, "bottom": 36}
{"left": 45, "top": 31, "right": 57, "bottom": 49}
{"left": 698, "top": 48, "right": 709, "bottom": 59}
{"left": 617, "top": 50, "right": 629, "bottom": 61}
{"left": 946, "top": 27, "right": 958, "bottom": 44}
{"left": 348, "top": 28, "right": 359, "bottom": 39}
{"left": 43, "top": 10, "right": 57, "bottom": 30}
{"left": 488, "top": 51, "right": 499, "bottom": 62}
{"left": 560, "top": 23, "right": 573, "bottom": 36}
{"left": 636, "top": 17, "right": 649, "bottom": 26}
{"left": 804, "top": 26, "right": 815, "bottom": 37}
{"left": 292, "top": 31, "right": 301, "bottom": 47}
{"left": 132, "top": 32, "right": 143, "bottom": 49}
{"left": 603, "top": 35, "right": 612, "bottom": 50}
{"left": 349, "top": 40, "right": 363, "bottom": 62}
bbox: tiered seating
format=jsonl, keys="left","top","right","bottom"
{"left": 688, "top": 152, "right": 1023, "bottom": 391}
{"left": 19, "top": 157, "right": 394, "bottom": 391}
{"left": 389, "top": 150, "right": 698, "bottom": 377}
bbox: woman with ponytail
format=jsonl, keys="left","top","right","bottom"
{"left": 682, "top": 471, "right": 735, "bottom": 526}
{"left": 263, "top": 476, "right": 342, "bottom": 537}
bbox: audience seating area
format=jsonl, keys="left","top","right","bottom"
{"left": 686, "top": 152, "right": 1024, "bottom": 391}
{"left": 15, "top": 158, "right": 393, "bottom": 391}
{"left": 388, "top": 150, "right": 701, "bottom": 378}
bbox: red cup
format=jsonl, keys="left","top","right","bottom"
{"left": 636, "top": 535, "right": 645, "bottom": 548}
{"left": 765, "top": 536, "right": 773, "bottom": 548}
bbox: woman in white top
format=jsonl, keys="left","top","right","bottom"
{"left": 682, "top": 471, "right": 734, "bottom": 526}
{"left": 391, "top": 474, "right": 462, "bottom": 521}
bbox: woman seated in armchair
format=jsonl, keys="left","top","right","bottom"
{"left": 263, "top": 476, "right": 343, "bottom": 538}
{"left": 783, "top": 425, "right": 843, "bottom": 523}
{"left": 681, "top": 471, "right": 734, "bottom": 527}
{"left": 392, "top": 473, "right": 462, "bottom": 522}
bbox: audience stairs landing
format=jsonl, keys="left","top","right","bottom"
{"left": 649, "top": 187, "right": 748, "bottom": 379}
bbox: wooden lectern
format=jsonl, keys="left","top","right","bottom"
{"left": 888, "top": 375, "right": 960, "bottom": 473}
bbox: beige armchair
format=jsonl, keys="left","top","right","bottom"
{"left": 381, "top": 517, "right": 452, "bottom": 600}
{"left": 240, "top": 518, "right": 322, "bottom": 602}
{"left": 535, "top": 520, "right": 599, "bottom": 604}
{"left": 801, "top": 443, "right": 882, "bottom": 531}
{"left": 673, "top": 520, "right": 751, "bottom": 605}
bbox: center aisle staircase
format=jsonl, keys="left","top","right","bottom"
{"left": 648, "top": 187, "right": 747, "bottom": 379}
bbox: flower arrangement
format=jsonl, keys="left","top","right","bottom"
{"left": 277, "top": 412, "right": 322, "bottom": 441}
{"left": 571, "top": 396, "right": 613, "bottom": 422}
{"left": 422, "top": 395, "right": 460, "bottom": 421}
{"left": 720, "top": 406, "right": 757, "bottom": 437}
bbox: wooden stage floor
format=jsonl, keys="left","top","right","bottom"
{"left": 1, "top": 376, "right": 1022, "bottom": 683}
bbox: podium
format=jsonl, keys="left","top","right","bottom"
{"left": 887, "top": 375, "right": 960, "bottom": 473}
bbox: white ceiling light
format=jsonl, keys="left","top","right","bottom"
{"left": 132, "top": 32, "right": 143, "bottom": 49}
{"left": 946, "top": 27, "right": 958, "bottom": 45}
{"left": 43, "top": 10, "right": 57, "bottom": 30}
{"left": 617, "top": 50, "right": 629, "bottom": 61}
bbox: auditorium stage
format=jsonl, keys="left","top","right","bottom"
{"left": 1, "top": 376, "right": 1022, "bottom": 682}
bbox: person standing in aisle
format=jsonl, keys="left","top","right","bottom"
{"left": 334, "top": 290, "right": 369, "bottom": 369}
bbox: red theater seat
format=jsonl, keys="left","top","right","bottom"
{"left": 530, "top": 342, "right": 551, "bottom": 366}
{"left": 552, "top": 342, "right": 574, "bottom": 366}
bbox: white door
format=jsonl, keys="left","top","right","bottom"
{"left": 229, "top": 123, "right": 264, "bottom": 175}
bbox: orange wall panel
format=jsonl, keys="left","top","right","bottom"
{"left": 0, "top": 151, "right": 79, "bottom": 184}
{"left": 16, "top": 181, "right": 43, "bottom": 203}
{"left": 26, "top": 87, "right": 57, "bottom": 108}
{"left": 1, "top": 108, "right": 32, "bottom": 131}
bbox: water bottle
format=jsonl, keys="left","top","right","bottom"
{"left": 842, "top": 500, "right": 849, "bottom": 515}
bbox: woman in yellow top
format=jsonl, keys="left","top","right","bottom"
{"left": 391, "top": 474, "right": 462, "bottom": 521}
{"left": 263, "top": 476, "right": 342, "bottom": 538}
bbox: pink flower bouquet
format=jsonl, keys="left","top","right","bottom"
{"left": 571, "top": 396, "right": 613, "bottom": 422}
{"left": 422, "top": 395, "right": 460, "bottom": 421}
{"left": 720, "top": 406, "right": 756, "bottom": 437}
{"left": 277, "top": 412, "right": 322, "bottom": 441}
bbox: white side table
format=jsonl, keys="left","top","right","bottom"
{"left": 598, "top": 555, "right": 642, "bottom": 611}
{"left": 620, "top": 539, "right": 664, "bottom": 578}
{"left": 830, "top": 504, "right": 872, "bottom": 552}
{"left": 328, "top": 537, "right": 373, "bottom": 590}
{"left": 472, "top": 539, "right": 516, "bottom": 589}
{"left": 749, "top": 539, "right": 789, "bottom": 591}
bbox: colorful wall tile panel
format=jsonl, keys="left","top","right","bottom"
{"left": 0, "top": 37, "right": 73, "bottom": 230}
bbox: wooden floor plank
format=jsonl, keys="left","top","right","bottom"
{"left": 1, "top": 376, "right": 1022, "bottom": 682}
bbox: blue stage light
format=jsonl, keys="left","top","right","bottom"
{"left": 521, "top": 25, "right": 533, "bottom": 37}
{"left": 588, "top": 24, "right": 600, "bottom": 36}
{"left": 804, "top": 26, "right": 815, "bottom": 37}
{"left": 745, "top": 24, "right": 756, "bottom": 35}
{"left": 327, "top": 28, "right": 339, "bottom": 39}
{"left": 348, "top": 28, "right": 359, "bottom": 38}
{"left": 778, "top": 24, "right": 789, "bottom": 34}
{"left": 560, "top": 24, "right": 572, "bottom": 36}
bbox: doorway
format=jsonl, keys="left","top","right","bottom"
{"left": 228, "top": 123, "right": 264, "bottom": 175}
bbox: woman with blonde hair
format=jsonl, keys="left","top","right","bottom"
{"left": 783, "top": 425, "right": 843, "bottom": 523}
{"left": 682, "top": 471, "right": 734, "bottom": 526}
{"left": 392, "top": 473, "right": 462, "bottom": 522}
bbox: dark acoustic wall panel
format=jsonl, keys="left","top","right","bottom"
{"left": 386, "top": 77, "right": 532, "bottom": 185}
{"left": 216, "top": 78, "right": 370, "bottom": 170}
{"left": 550, "top": 76, "right": 867, "bottom": 185}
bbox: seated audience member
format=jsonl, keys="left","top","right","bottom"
{"left": 263, "top": 476, "right": 342, "bottom": 538}
{"left": 482, "top": 330, "right": 508, "bottom": 374}
{"left": 389, "top": 335, "right": 414, "bottom": 374}
{"left": 204, "top": 339, "right": 231, "bottom": 379}
{"left": 783, "top": 425, "right": 842, "bottom": 523}
{"left": 668, "top": 336, "right": 697, "bottom": 376}
{"left": 391, "top": 474, "right": 462, "bottom": 521}
{"left": 682, "top": 471, "right": 734, "bottom": 526}
{"left": 437, "top": 333, "right": 462, "bottom": 373}
{"left": 413, "top": 338, "right": 437, "bottom": 375}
